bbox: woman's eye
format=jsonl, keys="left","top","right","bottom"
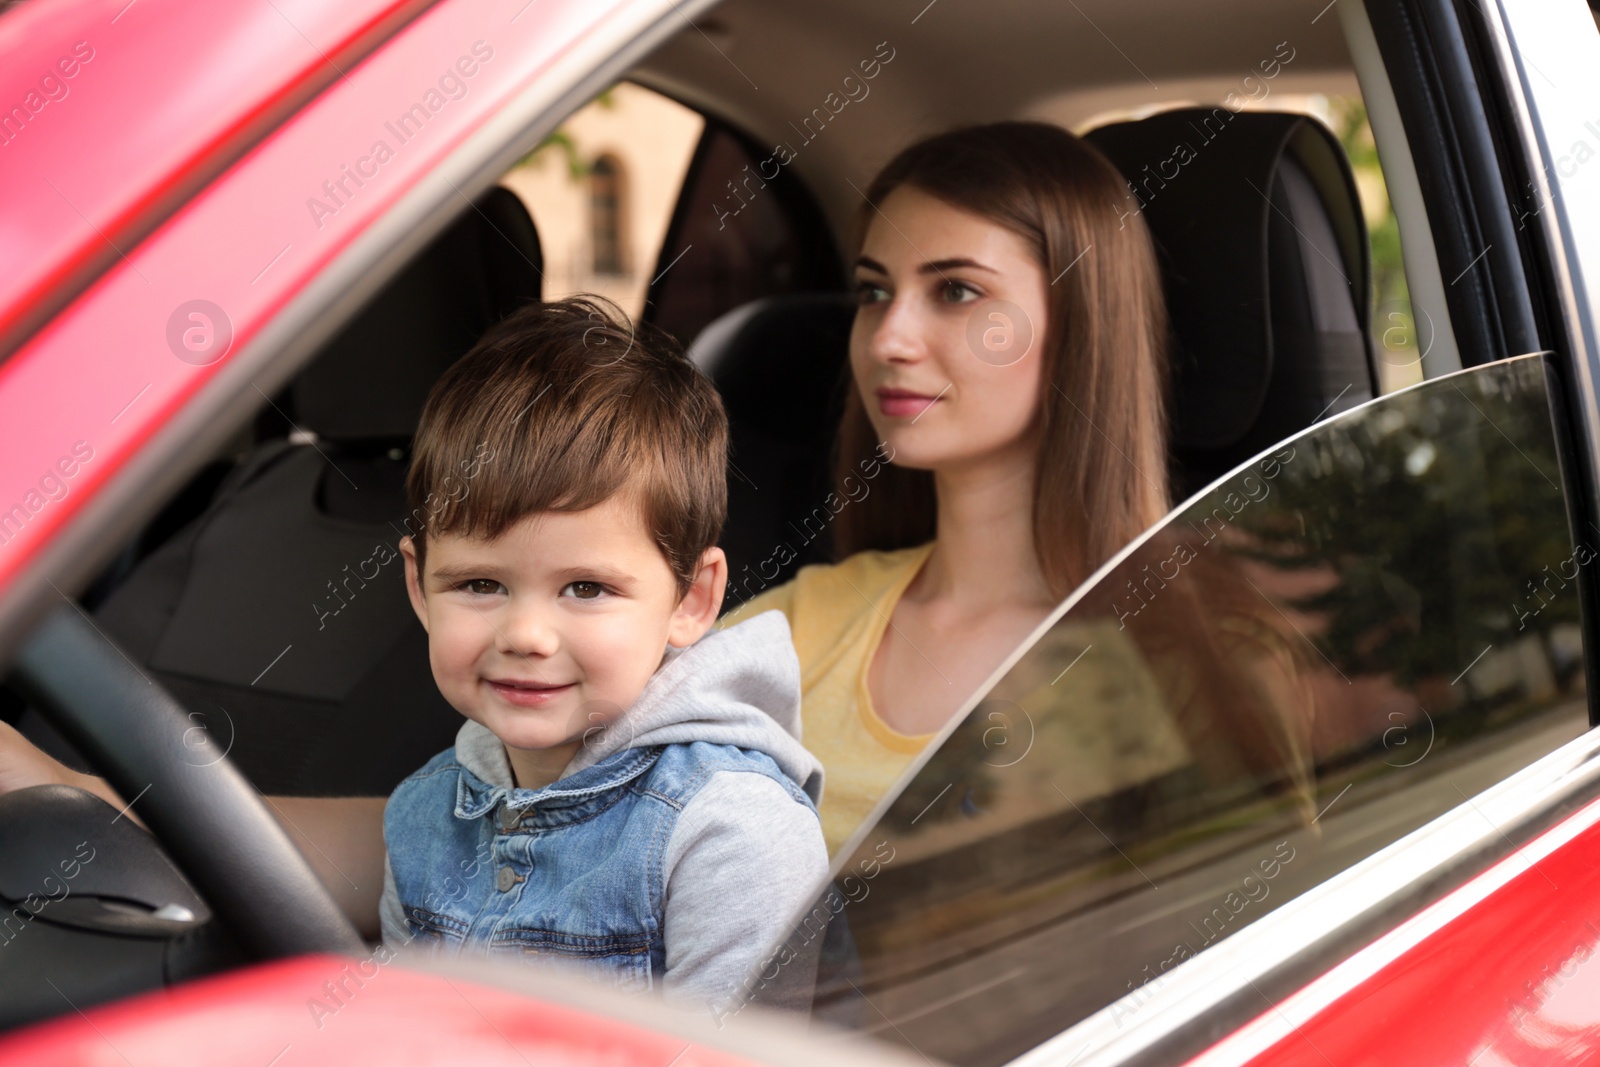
{"left": 855, "top": 280, "right": 890, "bottom": 305}
{"left": 564, "top": 581, "right": 606, "bottom": 600}
{"left": 461, "top": 579, "right": 503, "bottom": 596}
{"left": 941, "top": 280, "right": 979, "bottom": 303}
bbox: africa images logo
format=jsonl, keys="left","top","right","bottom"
{"left": 305, "top": 41, "right": 495, "bottom": 230}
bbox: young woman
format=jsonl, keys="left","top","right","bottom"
{"left": 0, "top": 120, "right": 1174, "bottom": 928}
{"left": 714, "top": 121, "right": 1170, "bottom": 853}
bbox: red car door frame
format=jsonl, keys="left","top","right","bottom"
{"left": 0, "top": 0, "right": 714, "bottom": 657}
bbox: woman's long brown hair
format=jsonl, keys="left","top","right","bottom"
{"left": 832, "top": 121, "right": 1171, "bottom": 599}
{"left": 831, "top": 122, "right": 1319, "bottom": 824}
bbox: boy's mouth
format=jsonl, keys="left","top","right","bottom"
{"left": 486, "top": 679, "right": 575, "bottom": 707}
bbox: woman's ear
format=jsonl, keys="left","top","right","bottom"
{"left": 399, "top": 536, "right": 430, "bottom": 632}
{"left": 667, "top": 546, "right": 728, "bottom": 648}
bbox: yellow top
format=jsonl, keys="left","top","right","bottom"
{"left": 715, "top": 541, "right": 939, "bottom": 856}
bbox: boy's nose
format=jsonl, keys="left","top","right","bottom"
{"left": 497, "top": 605, "right": 560, "bottom": 658}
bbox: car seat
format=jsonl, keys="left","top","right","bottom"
{"left": 647, "top": 110, "right": 1378, "bottom": 597}
{"left": 1085, "top": 108, "right": 1377, "bottom": 501}
{"left": 686, "top": 293, "right": 856, "bottom": 600}
{"left": 22, "top": 187, "right": 543, "bottom": 796}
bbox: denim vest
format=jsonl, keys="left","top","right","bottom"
{"left": 385, "top": 738, "right": 816, "bottom": 992}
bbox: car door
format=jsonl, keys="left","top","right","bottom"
{"left": 743, "top": 351, "right": 1592, "bottom": 1067}
{"left": 730, "top": 0, "right": 1600, "bottom": 1061}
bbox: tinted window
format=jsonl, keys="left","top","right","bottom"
{"left": 751, "top": 356, "right": 1590, "bottom": 1065}
{"left": 643, "top": 119, "right": 842, "bottom": 347}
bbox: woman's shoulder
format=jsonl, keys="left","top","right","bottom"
{"left": 800, "top": 541, "right": 935, "bottom": 594}
{"left": 721, "top": 541, "right": 935, "bottom": 626}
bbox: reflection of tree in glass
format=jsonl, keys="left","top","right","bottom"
{"left": 1220, "top": 360, "right": 1574, "bottom": 688}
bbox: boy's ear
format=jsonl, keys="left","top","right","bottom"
{"left": 666, "top": 546, "right": 727, "bottom": 649}
{"left": 399, "top": 537, "right": 430, "bottom": 632}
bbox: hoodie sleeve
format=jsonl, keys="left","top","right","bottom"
{"left": 660, "top": 770, "right": 828, "bottom": 1022}
{"left": 379, "top": 854, "right": 408, "bottom": 948}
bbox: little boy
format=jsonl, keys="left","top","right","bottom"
{"left": 380, "top": 296, "right": 827, "bottom": 1016}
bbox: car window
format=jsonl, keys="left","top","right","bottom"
{"left": 498, "top": 82, "right": 703, "bottom": 319}
{"left": 491, "top": 85, "right": 842, "bottom": 346}
{"left": 642, "top": 115, "right": 844, "bottom": 347}
{"left": 755, "top": 355, "right": 1588, "bottom": 1066}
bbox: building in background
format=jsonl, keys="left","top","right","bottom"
{"left": 499, "top": 83, "right": 704, "bottom": 318}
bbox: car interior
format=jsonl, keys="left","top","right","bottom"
{"left": 0, "top": 0, "right": 1593, "bottom": 1059}
{"left": 12, "top": 6, "right": 1384, "bottom": 798}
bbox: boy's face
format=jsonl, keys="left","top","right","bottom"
{"left": 400, "top": 493, "right": 726, "bottom": 776}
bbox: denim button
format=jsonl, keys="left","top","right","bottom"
{"left": 498, "top": 806, "right": 519, "bottom": 832}
{"left": 496, "top": 866, "right": 518, "bottom": 892}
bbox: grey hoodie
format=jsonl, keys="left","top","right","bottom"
{"left": 378, "top": 609, "right": 829, "bottom": 1016}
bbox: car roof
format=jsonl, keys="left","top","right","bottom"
{"left": 0, "top": 0, "right": 1356, "bottom": 369}
{"left": 629, "top": 0, "right": 1359, "bottom": 237}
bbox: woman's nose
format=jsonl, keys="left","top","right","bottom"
{"left": 867, "top": 295, "right": 923, "bottom": 364}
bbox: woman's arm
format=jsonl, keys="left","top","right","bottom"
{"left": 0, "top": 720, "right": 388, "bottom": 939}
{"left": 260, "top": 794, "right": 387, "bottom": 940}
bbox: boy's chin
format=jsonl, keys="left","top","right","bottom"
{"left": 469, "top": 709, "right": 581, "bottom": 753}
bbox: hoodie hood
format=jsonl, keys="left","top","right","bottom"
{"left": 453, "top": 610, "right": 822, "bottom": 802}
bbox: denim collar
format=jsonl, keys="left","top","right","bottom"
{"left": 450, "top": 719, "right": 661, "bottom": 821}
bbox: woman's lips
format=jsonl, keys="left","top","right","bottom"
{"left": 487, "top": 680, "right": 575, "bottom": 707}
{"left": 876, "top": 388, "right": 940, "bottom": 419}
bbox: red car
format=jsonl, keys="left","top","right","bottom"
{"left": 3, "top": 0, "right": 1600, "bottom": 1064}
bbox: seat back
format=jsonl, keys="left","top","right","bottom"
{"left": 687, "top": 293, "right": 856, "bottom": 604}
{"left": 1086, "top": 108, "right": 1376, "bottom": 500}
{"left": 79, "top": 187, "right": 542, "bottom": 795}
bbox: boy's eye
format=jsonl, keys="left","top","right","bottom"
{"left": 461, "top": 579, "right": 504, "bottom": 596}
{"left": 564, "top": 581, "right": 607, "bottom": 601}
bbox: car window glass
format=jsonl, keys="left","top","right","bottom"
{"left": 642, "top": 117, "right": 843, "bottom": 348}
{"left": 753, "top": 355, "right": 1589, "bottom": 1066}
{"left": 498, "top": 82, "right": 703, "bottom": 318}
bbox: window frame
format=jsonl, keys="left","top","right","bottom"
{"left": 1352, "top": 0, "right": 1600, "bottom": 735}
{"left": 588, "top": 152, "right": 629, "bottom": 276}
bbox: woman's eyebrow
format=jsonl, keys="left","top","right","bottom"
{"left": 919, "top": 257, "right": 997, "bottom": 275}
{"left": 852, "top": 254, "right": 997, "bottom": 275}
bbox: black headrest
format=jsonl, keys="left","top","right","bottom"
{"left": 292, "top": 185, "right": 543, "bottom": 440}
{"left": 689, "top": 292, "right": 856, "bottom": 442}
{"left": 1086, "top": 109, "right": 1375, "bottom": 494}
{"left": 689, "top": 293, "right": 856, "bottom": 589}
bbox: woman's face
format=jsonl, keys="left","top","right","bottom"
{"left": 850, "top": 184, "right": 1050, "bottom": 475}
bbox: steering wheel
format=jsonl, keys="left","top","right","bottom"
{"left": 8, "top": 601, "right": 365, "bottom": 958}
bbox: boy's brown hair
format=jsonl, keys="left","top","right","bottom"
{"left": 404, "top": 295, "right": 728, "bottom": 599}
